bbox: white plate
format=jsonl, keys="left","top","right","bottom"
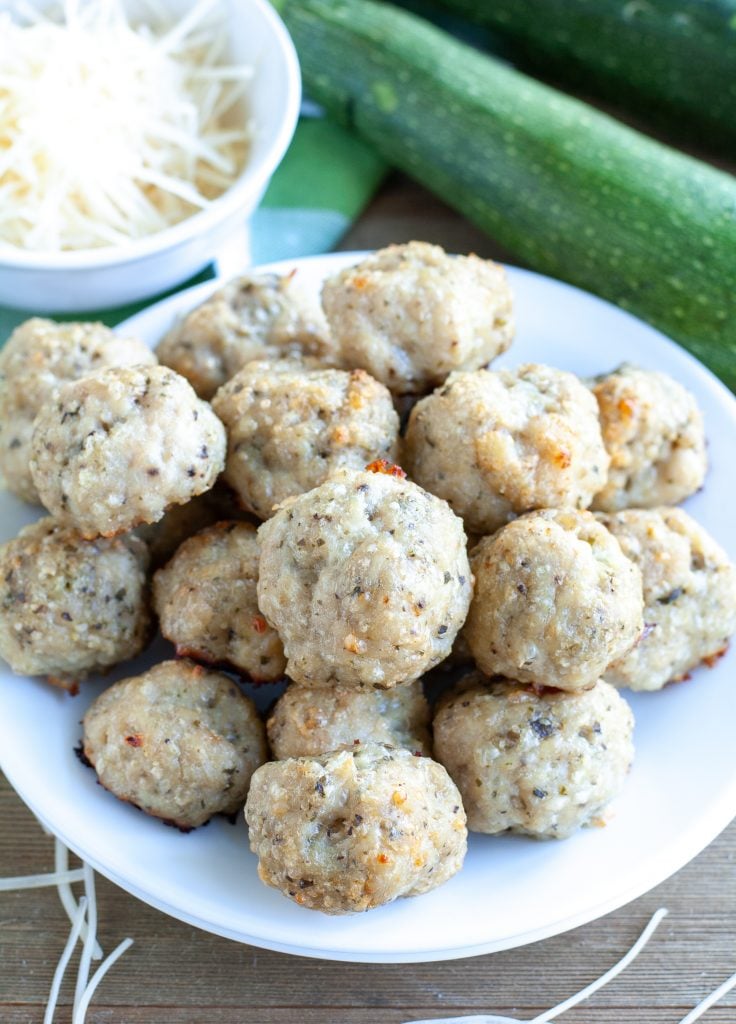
{"left": 2, "top": 253, "right": 736, "bottom": 963}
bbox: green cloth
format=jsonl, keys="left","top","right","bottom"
{"left": 0, "top": 119, "right": 386, "bottom": 340}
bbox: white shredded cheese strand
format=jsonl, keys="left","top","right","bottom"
{"left": 55, "top": 838, "right": 103, "bottom": 961}
{"left": 0, "top": 867, "right": 84, "bottom": 890}
{"left": 529, "top": 908, "right": 668, "bottom": 1023}
{"left": 678, "top": 970, "right": 736, "bottom": 1024}
{"left": 73, "top": 862, "right": 98, "bottom": 1017}
{"left": 0, "top": 0, "right": 251, "bottom": 251}
{"left": 402, "top": 908, "right": 668, "bottom": 1024}
{"left": 72, "top": 937, "right": 135, "bottom": 1024}
{"left": 43, "top": 895, "right": 88, "bottom": 1024}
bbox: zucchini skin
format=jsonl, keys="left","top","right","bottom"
{"left": 429, "top": 0, "right": 736, "bottom": 151}
{"left": 279, "top": 0, "right": 736, "bottom": 388}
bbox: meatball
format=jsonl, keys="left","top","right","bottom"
{"left": 83, "top": 660, "right": 267, "bottom": 829}
{"left": 465, "top": 509, "right": 644, "bottom": 691}
{"left": 321, "top": 242, "right": 513, "bottom": 396}
{"left": 600, "top": 508, "right": 736, "bottom": 691}
{"left": 433, "top": 674, "right": 634, "bottom": 839}
{"left": 156, "top": 271, "right": 336, "bottom": 399}
{"left": 0, "top": 318, "right": 155, "bottom": 505}
{"left": 267, "top": 682, "right": 432, "bottom": 759}
{"left": 591, "top": 365, "right": 707, "bottom": 511}
{"left": 245, "top": 743, "right": 466, "bottom": 914}
{"left": 0, "top": 517, "right": 149, "bottom": 689}
{"left": 405, "top": 364, "right": 610, "bottom": 535}
{"left": 29, "top": 364, "right": 226, "bottom": 538}
{"left": 212, "top": 361, "right": 399, "bottom": 519}
{"left": 257, "top": 466, "right": 472, "bottom": 688}
{"left": 153, "top": 521, "right": 285, "bottom": 682}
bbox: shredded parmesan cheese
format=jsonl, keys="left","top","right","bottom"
{"left": 0, "top": 866, "right": 84, "bottom": 890}
{"left": 55, "top": 838, "right": 103, "bottom": 960}
{"left": 0, "top": 0, "right": 252, "bottom": 251}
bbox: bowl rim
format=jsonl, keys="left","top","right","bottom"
{"left": 0, "top": 0, "right": 301, "bottom": 271}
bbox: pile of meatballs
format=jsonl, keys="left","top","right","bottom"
{"left": 1, "top": 241, "right": 735, "bottom": 916}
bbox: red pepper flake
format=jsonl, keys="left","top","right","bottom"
{"left": 252, "top": 614, "right": 268, "bottom": 635}
{"left": 125, "top": 734, "right": 143, "bottom": 747}
{"left": 376, "top": 853, "right": 389, "bottom": 864}
{"left": 365, "top": 458, "right": 406, "bottom": 478}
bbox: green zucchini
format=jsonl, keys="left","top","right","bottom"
{"left": 428, "top": 0, "right": 736, "bottom": 151}
{"left": 277, "top": 0, "right": 736, "bottom": 388}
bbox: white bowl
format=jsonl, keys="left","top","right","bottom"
{"left": 0, "top": 0, "right": 301, "bottom": 313}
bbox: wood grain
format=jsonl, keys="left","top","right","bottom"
{"left": 2, "top": 175, "right": 736, "bottom": 1024}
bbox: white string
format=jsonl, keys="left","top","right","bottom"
{"left": 0, "top": 868, "right": 84, "bottom": 890}
{"left": 678, "top": 970, "right": 736, "bottom": 1024}
{"left": 43, "top": 895, "right": 88, "bottom": 1024}
{"left": 402, "top": 908, "right": 668, "bottom": 1024}
{"left": 72, "top": 938, "right": 135, "bottom": 1024}
{"left": 55, "top": 838, "right": 103, "bottom": 960}
{"left": 73, "top": 862, "right": 98, "bottom": 1017}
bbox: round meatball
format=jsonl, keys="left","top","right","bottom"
{"left": 600, "top": 508, "right": 736, "bottom": 691}
{"left": 156, "top": 271, "right": 336, "bottom": 399}
{"left": 153, "top": 521, "right": 285, "bottom": 682}
{"left": 29, "top": 365, "right": 226, "bottom": 538}
{"left": 405, "top": 365, "right": 610, "bottom": 535}
{"left": 267, "top": 682, "right": 432, "bottom": 759}
{"left": 465, "top": 509, "right": 644, "bottom": 691}
{"left": 321, "top": 242, "right": 513, "bottom": 396}
{"left": 592, "top": 365, "right": 707, "bottom": 511}
{"left": 83, "top": 660, "right": 267, "bottom": 829}
{"left": 0, "top": 318, "right": 155, "bottom": 504}
{"left": 245, "top": 743, "right": 466, "bottom": 914}
{"left": 433, "top": 674, "right": 634, "bottom": 838}
{"left": 257, "top": 467, "right": 472, "bottom": 688}
{"left": 0, "top": 517, "right": 149, "bottom": 689}
{"left": 212, "top": 361, "right": 399, "bottom": 519}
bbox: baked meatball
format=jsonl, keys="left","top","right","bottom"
{"left": 245, "top": 743, "right": 466, "bottom": 914}
{"left": 0, "top": 318, "right": 155, "bottom": 504}
{"left": 405, "top": 365, "right": 610, "bottom": 535}
{"left": 592, "top": 365, "right": 707, "bottom": 511}
{"left": 257, "top": 467, "right": 472, "bottom": 688}
{"left": 465, "top": 510, "right": 644, "bottom": 691}
{"left": 29, "top": 365, "right": 226, "bottom": 538}
{"left": 267, "top": 682, "right": 432, "bottom": 759}
{"left": 153, "top": 521, "right": 285, "bottom": 681}
{"left": 212, "top": 361, "right": 399, "bottom": 519}
{"left": 433, "top": 674, "right": 634, "bottom": 839}
{"left": 83, "top": 660, "right": 267, "bottom": 830}
{"left": 321, "top": 242, "right": 513, "bottom": 396}
{"left": 156, "top": 271, "right": 335, "bottom": 399}
{"left": 600, "top": 508, "right": 736, "bottom": 691}
{"left": 0, "top": 517, "right": 149, "bottom": 689}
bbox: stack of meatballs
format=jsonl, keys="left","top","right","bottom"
{"left": 1, "top": 241, "right": 735, "bottom": 916}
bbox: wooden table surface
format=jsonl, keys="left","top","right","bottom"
{"left": 2, "top": 174, "right": 735, "bottom": 1024}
